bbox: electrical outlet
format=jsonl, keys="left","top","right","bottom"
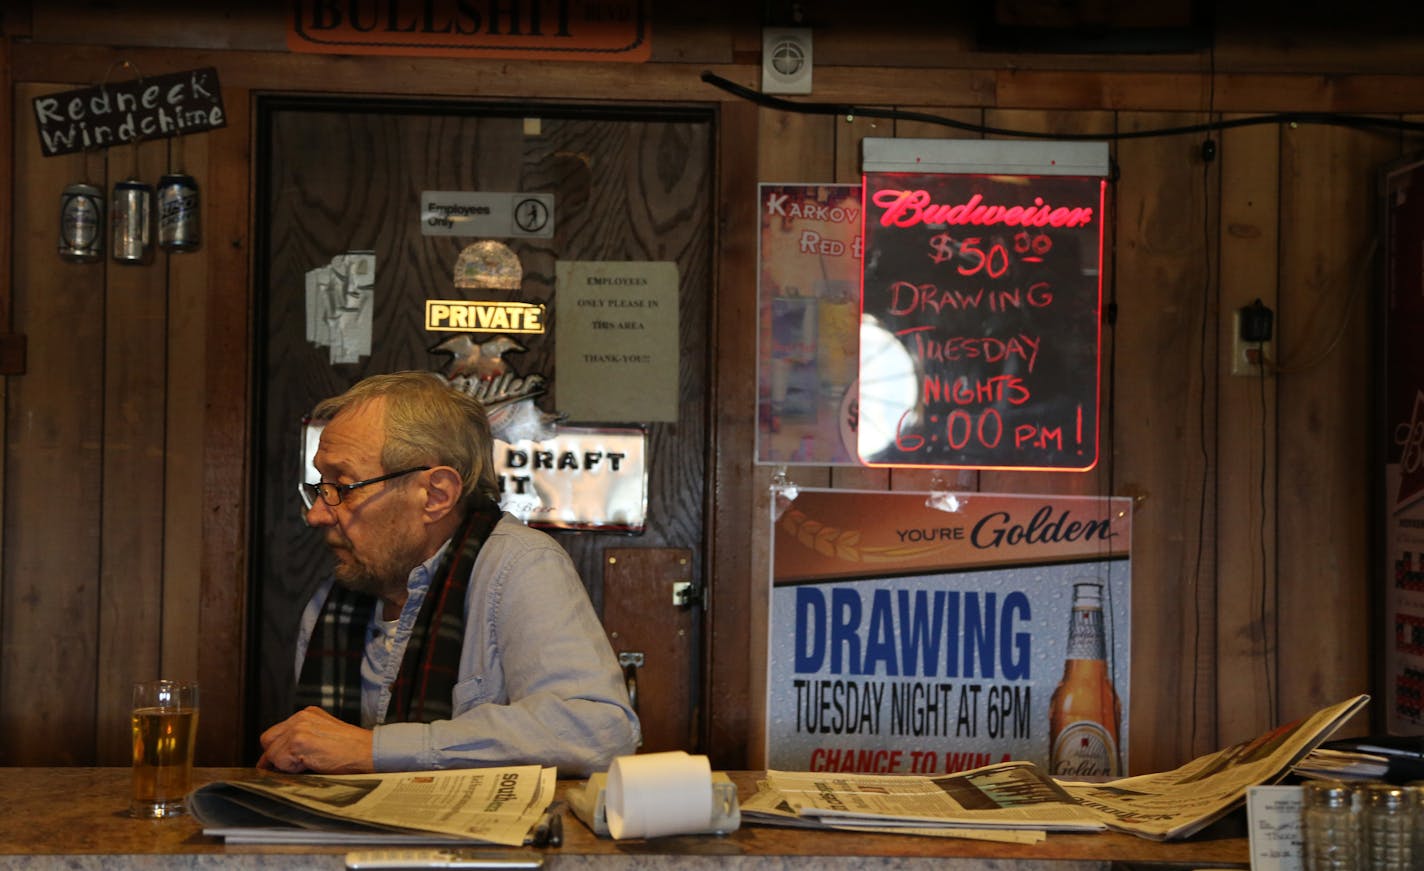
{"left": 1230, "top": 310, "right": 1273, "bottom": 377}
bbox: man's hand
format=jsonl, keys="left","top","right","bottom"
{"left": 258, "top": 706, "right": 375, "bottom": 773}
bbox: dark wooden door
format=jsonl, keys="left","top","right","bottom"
{"left": 249, "top": 98, "right": 713, "bottom": 758}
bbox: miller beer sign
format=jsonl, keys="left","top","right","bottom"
{"left": 288, "top": 0, "right": 651, "bottom": 62}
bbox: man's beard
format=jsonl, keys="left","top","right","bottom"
{"left": 327, "top": 531, "right": 422, "bottom": 600}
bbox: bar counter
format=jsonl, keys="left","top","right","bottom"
{"left": 0, "top": 768, "right": 1250, "bottom": 870}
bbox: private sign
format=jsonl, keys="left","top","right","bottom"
{"left": 426, "top": 300, "right": 546, "bottom": 334}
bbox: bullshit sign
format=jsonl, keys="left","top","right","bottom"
{"left": 32, "top": 67, "right": 226, "bottom": 157}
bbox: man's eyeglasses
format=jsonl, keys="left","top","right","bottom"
{"left": 299, "top": 466, "right": 430, "bottom": 510}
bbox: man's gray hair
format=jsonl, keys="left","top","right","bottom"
{"left": 311, "top": 371, "right": 500, "bottom": 504}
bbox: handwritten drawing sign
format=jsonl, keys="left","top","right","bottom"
{"left": 32, "top": 67, "right": 226, "bottom": 158}
{"left": 857, "top": 138, "right": 1109, "bottom": 470}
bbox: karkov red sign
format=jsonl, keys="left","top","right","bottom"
{"left": 287, "top": 0, "right": 651, "bottom": 62}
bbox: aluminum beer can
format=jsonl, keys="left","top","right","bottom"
{"left": 59, "top": 182, "right": 104, "bottom": 262}
{"left": 111, "top": 178, "right": 153, "bottom": 264}
{"left": 157, "top": 173, "right": 200, "bottom": 252}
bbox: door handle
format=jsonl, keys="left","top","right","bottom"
{"left": 618, "top": 651, "right": 645, "bottom": 712}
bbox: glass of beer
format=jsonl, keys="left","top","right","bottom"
{"left": 130, "top": 679, "right": 199, "bottom": 819}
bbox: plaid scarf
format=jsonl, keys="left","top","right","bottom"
{"left": 294, "top": 496, "right": 503, "bottom": 725}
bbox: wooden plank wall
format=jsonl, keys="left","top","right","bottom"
{"left": 3, "top": 4, "right": 1419, "bottom": 772}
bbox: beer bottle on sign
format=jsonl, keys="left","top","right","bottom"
{"left": 1049, "top": 581, "right": 1122, "bottom": 776}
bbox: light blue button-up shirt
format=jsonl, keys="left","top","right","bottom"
{"left": 296, "top": 513, "right": 640, "bottom": 776}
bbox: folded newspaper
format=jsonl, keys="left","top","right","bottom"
{"left": 188, "top": 765, "right": 557, "bottom": 846}
{"left": 746, "top": 762, "right": 1104, "bottom": 836}
{"left": 1057, "top": 694, "right": 1370, "bottom": 840}
{"left": 744, "top": 695, "right": 1369, "bottom": 844}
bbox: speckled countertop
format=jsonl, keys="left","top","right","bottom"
{"left": 0, "top": 768, "right": 1248, "bottom": 870}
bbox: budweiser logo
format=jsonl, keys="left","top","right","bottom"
{"left": 870, "top": 190, "right": 1095, "bottom": 230}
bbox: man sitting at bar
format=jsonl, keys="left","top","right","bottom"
{"left": 259, "top": 371, "right": 639, "bottom": 776}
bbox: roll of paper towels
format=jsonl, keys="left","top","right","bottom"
{"left": 605, "top": 751, "right": 713, "bottom": 839}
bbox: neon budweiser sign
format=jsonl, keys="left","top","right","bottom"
{"left": 870, "top": 189, "right": 1095, "bottom": 229}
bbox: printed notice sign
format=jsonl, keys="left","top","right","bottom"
{"left": 420, "top": 191, "right": 555, "bottom": 238}
{"left": 767, "top": 488, "right": 1132, "bottom": 776}
{"left": 1247, "top": 786, "right": 1303, "bottom": 871}
{"left": 555, "top": 261, "right": 679, "bottom": 423}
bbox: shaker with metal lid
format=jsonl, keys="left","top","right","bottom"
{"left": 1363, "top": 782, "right": 1414, "bottom": 871}
{"left": 1302, "top": 779, "right": 1360, "bottom": 871}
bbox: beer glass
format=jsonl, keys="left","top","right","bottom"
{"left": 130, "top": 679, "right": 199, "bottom": 819}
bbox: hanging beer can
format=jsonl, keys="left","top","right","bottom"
{"left": 157, "top": 173, "right": 201, "bottom": 252}
{"left": 59, "top": 182, "right": 104, "bottom": 262}
{"left": 111, "top": 178, "right": 153, "bottom": 264}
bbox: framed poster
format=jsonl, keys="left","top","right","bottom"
{"left": 1381, "top": 154, "right": 1424, "bottom": 733}
{"left": 756, "top": 184, "right": 863, "bottom": 465}
{"left": 858, "top": 139, "right": 1109, "bottom": 470}
{"left": 767, "top": 488, "right": 1132, "bottom": 776}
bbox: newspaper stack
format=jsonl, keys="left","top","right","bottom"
{"left": 1292, "top": 747, "right": 1390, "bottom": 781}
{"left": 745, "top": 694, "right": 1370, "bottom": 844}
{"left": 1057, "top": 694, "right": 1369, "bottom": 840}
{"left": 189, "top": 765, "right": 558, "bottom": 846}
{"left": 743, "top": 761, "right": 1103, "bottom": 843}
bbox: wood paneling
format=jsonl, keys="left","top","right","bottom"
{"left": 3, "top": 6, "right": 1418, "bottom": 771}
{"left": 707, "top": 97, "right": 759, "bottom": 770}
{"left": 197, "top": 87, "right": 252, "bottom": 763}
{"left": 161, "top": 133, "right": 210, "bottom": 718}
{"left": 1215, "top": 117, "right": 1281, "bottom": 745}
{"left": 1275, "top": 122, "right": 1388, "bottom": 727}
{"left": 3, "top": 83, "right": 107, "bottom": 763}
{"left": 1112, "top": 112, "right": 1219, "bottom": 771}
{"left": 96, "top": 136, "right": 171, "bottom": 765}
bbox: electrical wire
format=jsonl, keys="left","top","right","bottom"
{"left": 1190, "top": 58, "right": 1215, "bottom": 753}
{"left": 701, "top": 71, "right": 1424, "bottom": 141}
{"left": 1255, "top": 340, "right": 1273, "bottom": 726}
{"left": 1103, "top": 155, "right": 1124, "bottom": 770}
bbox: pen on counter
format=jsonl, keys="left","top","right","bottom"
{"left": 548, "top": 809, "right": 563, "bottom": 847}
{"left": 525, "top": 800, "right": 564, "bottom": 848}
{"left": 525, "top": 810, "right": 553, "bottom": 847}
